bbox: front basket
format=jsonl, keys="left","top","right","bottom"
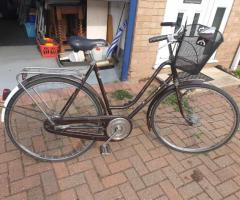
{"left": 175, "top": 24, "right": 223, "bottom": 74}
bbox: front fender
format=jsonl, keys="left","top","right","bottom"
{"left": 146, "top": 79, "right": 204, "bottom": 129}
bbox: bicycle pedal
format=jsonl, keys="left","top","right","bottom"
{"left": 100, "top": 144, "right": 111, "bottom": 155}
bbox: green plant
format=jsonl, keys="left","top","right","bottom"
{"left": 235, "top": 68, "right": 240, "bottom": 79}
{"left": 147, "top": 85, "right": 158, "bottom": 95}
{"left": 194, "top": 132, "right": 203, "bottom": 139}
{"left": 163, "top": 95, "right": 178, "bottom": 106}
{"left": 31, "top": 103, "right": 37, "bottom": 108}
{"left": 163, "top": 94, "right": 192, "bottom": 114}
{"left": 112, "top": 89, "right": 133, "bottom": 100}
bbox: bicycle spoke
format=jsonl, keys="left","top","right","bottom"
{"left": 5, "top": 77, "right": 103, "bottom": 161}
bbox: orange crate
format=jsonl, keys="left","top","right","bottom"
{"left": 37, "top": 40, "right": 59, "bottom": 58}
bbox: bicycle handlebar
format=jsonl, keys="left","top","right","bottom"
{"left": 149, "top": 35, "right": 168, "bottom": 43}
{"left": 160, "top": 22, "right": 177, "bottom": 27}
{"left": 149, "top": 24, "right": 185, "bottom": 43}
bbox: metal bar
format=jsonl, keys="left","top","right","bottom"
{"left": 94, "top": 67, "right": 113, "bottom": 115}
{"left": 32, "top": 88, "right": 51, "bottom": 111}
{"left": 111, "top": 60, "right": 172, "bottom": 109}
{"left": 20, "top": 67, "right": 86, "bottom": 78}
{"left": 55, "top": 124, "right": 104, "bottom": 130}
{"left": 0, "top": 105, "right": 44, "bottom": 122}
{"left": 16, "top": 74, "right": 55, "bottom": 125}
{"left": 128, "top": 75, "right": 173, "bottom": 119}
{"left": 54, "top": 115, "right": 117, "bottom": 124}
{"left": 59, "top": 64, "right": 95, "bottom": 116}
{"left": 22, "top": 67, "right": 85, "bottom": 72}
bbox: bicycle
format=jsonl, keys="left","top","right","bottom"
{"left": 2, "top": 22, "right": 239, "bottom": 161}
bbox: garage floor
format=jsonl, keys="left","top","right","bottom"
{"left": 0, "top": 45, "right": 58, "bottom": 90}
{"left": 0, "top": 17, "right": 120, "bottom": 93}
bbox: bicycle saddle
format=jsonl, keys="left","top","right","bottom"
{"left": 68, "top": 36, "right": 108, "bottom": 52}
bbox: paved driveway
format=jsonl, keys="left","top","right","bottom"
{"left": 0, "top": 83, "right": 240, "bottom": 200}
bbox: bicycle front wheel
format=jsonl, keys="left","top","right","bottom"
{"left": 4, "top": 76, "right": 104, "bottom": 161}
{"left": 151, "top": 83, "right": 239, "bottom": 153}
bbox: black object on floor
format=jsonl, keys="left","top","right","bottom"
{"left": 0, "top": 19, "right": 35, "bottom": 46}
{"left": 178, "top": 71, "right": 213, "bottom": 82}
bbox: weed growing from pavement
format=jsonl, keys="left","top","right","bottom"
{"left": 112, "top": 89, "right": 133, "bottom": 100}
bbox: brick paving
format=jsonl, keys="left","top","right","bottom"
{"left": 0, "top": 82, "right": 240, "bottom": 200}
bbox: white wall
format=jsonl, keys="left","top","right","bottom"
{"left": 87, "top": 0, "right": 108, "bottom": 39}
{"left": 86, "top": 1, "right": 128, "bottom": 50}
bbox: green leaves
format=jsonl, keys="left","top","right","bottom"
{"left": 112, "top": 89, "right": 133, "bottom": 100}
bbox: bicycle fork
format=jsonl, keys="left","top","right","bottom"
{"left": 175, "top": 85, "right": 194, "bottom": 126}
{"left": 174, "top": 80, "right": 194, "bottom": 126}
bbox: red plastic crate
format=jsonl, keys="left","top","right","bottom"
{"left": 37, "top": 40, "right": 59, "bottom": 58}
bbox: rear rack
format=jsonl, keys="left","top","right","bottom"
{"left": 18, "top": 67, "right": 86, "bottom": 79}
{"left": 15, "top": 67, "right": 87, "bottom": 125}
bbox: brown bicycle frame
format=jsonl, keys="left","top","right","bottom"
{"left": 49, "top": 40, "right": 188, "bottom": 140}
{"left": 59, "top": 37, "right": 181, "bottom": 120}
{"left": 59, "top": 59, "right": 176, "bottom": 120}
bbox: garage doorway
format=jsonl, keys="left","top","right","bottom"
{"left": 0, "top": 0, "right": 131, "bottom": 90}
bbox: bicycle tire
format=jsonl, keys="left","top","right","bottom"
{"left": 150, "top": 82, "right": 239, "bottom": 153}
{"left": 4, "top": 76, "right": 104, "bottom": 161}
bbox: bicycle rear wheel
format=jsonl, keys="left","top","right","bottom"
{"left": 151, "top": 83, "right": 239, "bottom": 153}
{"left": 4, "top": 76, "right": 104, "bottom": 161}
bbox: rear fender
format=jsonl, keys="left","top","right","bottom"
{"left": 1, "top": 86, "right": 19, "bottom": 122}
{"left": 1, "top": 74, "right": 106, "bottom": 122}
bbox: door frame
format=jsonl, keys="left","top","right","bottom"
{"left": 207, "top": 0, "right": 234, "bottom": 62}
{"left": 231, "top": 44, "right": 240, "bottom": 70}
{"left": 154, "top": 0, "right": 234, "bottom": 68}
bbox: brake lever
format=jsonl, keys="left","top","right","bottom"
{"left": 173, "top": 25, "right": 185, "bottom": 40}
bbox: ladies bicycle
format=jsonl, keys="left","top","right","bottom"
{"left": 2, "top": 23, "right": 239, "bottom": 161}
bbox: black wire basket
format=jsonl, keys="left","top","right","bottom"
{"left": 174, "top": 24, "right": 223, "bottom": 75}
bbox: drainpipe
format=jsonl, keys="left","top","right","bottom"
{"left": 121, "top": 0, "right": 138, "bottom": 81}
{"left": 230, "top": 43, "right": 240, "bottom": 71}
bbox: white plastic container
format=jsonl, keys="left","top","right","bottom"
{"left": 92, "top": 46, "right": 108, "bottom": 61}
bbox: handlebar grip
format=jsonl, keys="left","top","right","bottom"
{"left": 161, "top": 22, "right": 177, "bottom": 27}
{"left": 149, "top": 35, "right": 168, "bottom": 43}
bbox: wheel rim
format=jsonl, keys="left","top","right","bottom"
{"left": 6, "top": 79, "right": 102, "bottom": 161}
{"left": 152, "top": 85, "right": 238, "bottom": 153}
